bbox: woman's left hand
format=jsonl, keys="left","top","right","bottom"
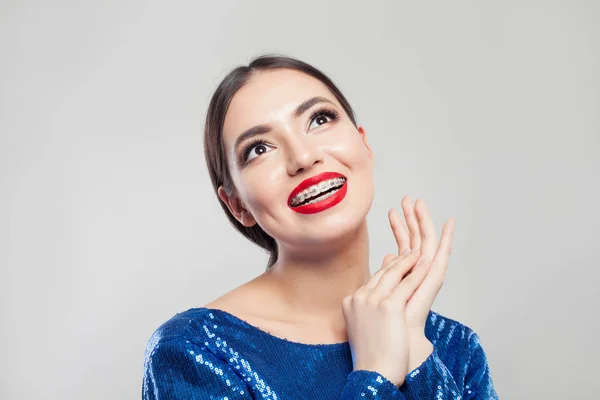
{"left": 385, "top": 196, "right": 456, "bottom": 335}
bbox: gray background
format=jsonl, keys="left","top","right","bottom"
{"left": 2, "top": 1, "right": 599, "bottom": 399}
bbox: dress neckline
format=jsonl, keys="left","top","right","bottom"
{"left": 189, "top": 307, "right": 351, "bottom": 350}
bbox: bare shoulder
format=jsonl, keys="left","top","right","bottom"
{"left": 202, "top": 274, "right": 348, "bottom": 345}
{"left": 203, "top": 274, "right": 281, "bottom": 322}
{"left": 202, "top": 276, "right": 302, "bottom": 339}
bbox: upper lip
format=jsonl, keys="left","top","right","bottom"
{"left": 288, "top": 171, "right": 346, "bottom": 206}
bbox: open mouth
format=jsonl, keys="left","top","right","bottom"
{"left": 290, "top": 177, "right": 347, "bottom": 208}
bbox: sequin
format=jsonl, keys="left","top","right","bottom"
{"left": 142, "top": 307, "right": 499, "bottom": 399}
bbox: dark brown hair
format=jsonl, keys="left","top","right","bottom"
{"left": 203, "top": 52, "right": 359, "bottom": 271}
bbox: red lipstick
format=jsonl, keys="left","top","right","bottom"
{"left": 288, "top": 171, "right": 348, "bottom": 214}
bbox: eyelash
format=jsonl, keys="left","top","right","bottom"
{"left": 238, "top": 106, "right": 340, "bottom": 166}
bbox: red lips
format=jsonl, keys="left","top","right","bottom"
{"left": 288, "top": 171, "right": 346, "bottom": 207}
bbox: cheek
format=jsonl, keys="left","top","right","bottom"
{"left": 236, "top": 169, "right": 285, "bottom": 213}
{"left": 328, "top": 134, "right": 372, "bottom": 168}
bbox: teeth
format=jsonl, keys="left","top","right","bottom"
{"left": 303, "top": 187, "right": 341, "bottom": 205}
{"left": 291, "top": 177, "right": 346, "bottom": 207}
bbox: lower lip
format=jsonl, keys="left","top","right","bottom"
{"left": 289, "top": 181, "right": 348, "bottom": 214}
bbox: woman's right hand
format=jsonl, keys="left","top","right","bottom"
{"left": 341, "top": 248, "right": 430, "bottom": 388}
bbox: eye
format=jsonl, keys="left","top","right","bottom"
{"left": 238, "top": 106, "right": 341, "bottom": 167}
{"left": 239, "top": 138, "right": 274, "bottom": 165}
{"left": 307, "top": 106, "right": 340, "bottom": 131}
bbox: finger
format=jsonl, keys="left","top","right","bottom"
{"left": 407, "top": 218, "right": 455, "bottom": 304}
{"left": 382, "top": 253, "right": 397, "bottom": 268}
{"left": 402, "top": 196, "right": 421, "bottom": 253}
{"left": 429, "top": 218, "right": 455, "bottom": 279}
{"left": 385, "top": 256, "right": 431, "bottom": 306}
{"left": 363, "top": 253, "right": 398, "bottom": 290}
{"left": 368, "top": 250, "right": 421, "bottom": 302}
{"left": 388, "top": 208, "right": 411, "bottom": 256}
{"left": 415, "top": 199, "right": 437, "bottom": 260}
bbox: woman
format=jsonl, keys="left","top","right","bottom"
{"left": 142, "top": 54, "right": 499, "bottom": 399}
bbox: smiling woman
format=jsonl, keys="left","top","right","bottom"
{"left": 142, "top": 53, "right": 499, "bottom": 399}
{"left": 204, "top": 57, "right": 366, "bottom": 271}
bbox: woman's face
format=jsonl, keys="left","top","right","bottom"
{"left": 218, "top": 68, "right": 374, "bottom": 252}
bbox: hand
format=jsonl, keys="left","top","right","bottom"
{"left": 386, "top": 197, "right": 455, "bottom": 333}
{"left": 343, "top": 249, "right": 427, "bottom": 388}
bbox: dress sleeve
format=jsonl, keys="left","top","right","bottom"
{"left": 341, "top": 333, "right": 499, "bottom": 399}
{"left": 142, "top": 337, "right": 254, "bottom": 400}
{"left": 340, "top": 370, "right": 408, "bottom": 398}
{"left": 398, "top": 333, "right": 499, "bottom": 399}
{"left": 461, "top": 332, "right": 499, "bottom": 399}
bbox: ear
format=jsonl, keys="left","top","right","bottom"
{"left": 217, "top": 186, "right": 257, "bottom": 227}
{"left": 357, "top": 124, "right": 374, "bottom": 159}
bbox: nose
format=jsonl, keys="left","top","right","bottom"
{"left": 285, "top": 135, "right": 324, "bottom": 176}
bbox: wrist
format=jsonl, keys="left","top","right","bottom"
{"left": 408, "top": 336, "right": 434, "bottom": 372}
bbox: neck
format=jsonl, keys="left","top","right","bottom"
{"left": 259, "top": 219, "right": 371, "bottom": 327}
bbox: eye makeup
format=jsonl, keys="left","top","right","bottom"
{"left": 237, "top": 106, "right": 340, "bottom": 166}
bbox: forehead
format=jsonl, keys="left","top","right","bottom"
{"left": 222, "top": 69, "right": 338, "bottom": 146}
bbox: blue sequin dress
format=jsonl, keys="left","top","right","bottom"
{"left": 142, "top": 307, "right": 498, "bottom": 399}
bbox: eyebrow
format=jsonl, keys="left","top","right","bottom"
{"left": 233, "top": 96, "right": 336, "bottom": 154}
